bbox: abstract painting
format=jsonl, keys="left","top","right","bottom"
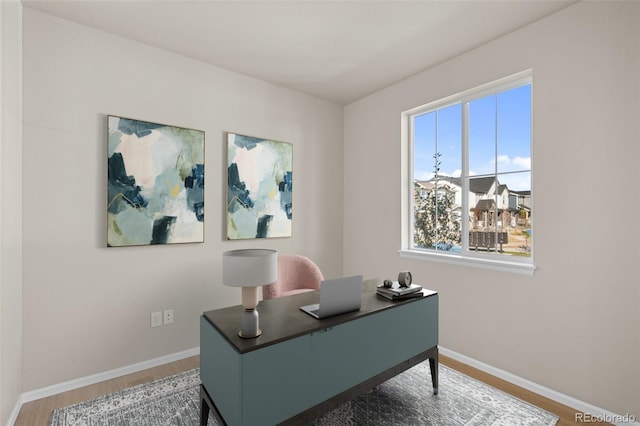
{"left": 107, "top": 116, "right": 205, "bottom": 247}
{"left": 227, "top": 132, "right": 292, "bottom": 239}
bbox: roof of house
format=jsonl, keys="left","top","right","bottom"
{"left": 474, "top": 199, "right": 495, "bottom": 211}
{"left": 417, "top": 175, "right": 499, "bottom": 195}
{"left": 415, "top": 180, "right": 456, "bottom": 193}
{"left": 469, "top": 177, "right": 496, "bottom": 194}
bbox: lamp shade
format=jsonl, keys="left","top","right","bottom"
{"left": 222, "top": 249, "right": 277, "bottom": 287}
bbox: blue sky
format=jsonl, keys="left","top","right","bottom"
{"left": 414, "top": 84, "right": 531, "bottom": 191}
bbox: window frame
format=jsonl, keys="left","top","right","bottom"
{"left": 400, "top": 70, "right": 535, "bottom": 275}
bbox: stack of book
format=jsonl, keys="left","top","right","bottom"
{"left": 376, "top": 282, "right": 423, "bottom": 300}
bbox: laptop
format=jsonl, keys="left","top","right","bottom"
{"left": 299, "top": 275, "right": 363, "bottom": 319}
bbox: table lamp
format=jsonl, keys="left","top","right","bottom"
{"left": 222, "top": 249, "right": 277, "bottom": 338}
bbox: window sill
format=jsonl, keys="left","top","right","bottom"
{"left": 398, "top": 249, "right": 536, "bottom": 276}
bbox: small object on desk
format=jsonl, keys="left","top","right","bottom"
{"left": 398, "top": 271, "right": 412, "bottom": 287}
{"left": 299, "top": 275, "right": 363, "bottom": 319}
{"left": 377, "top": 282, "right": 422, "bottom": 296}
{"left": 376, "top": 289, "right": 424, "bottom": 300}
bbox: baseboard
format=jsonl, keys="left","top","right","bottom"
{"left": 6, "top": 397, "right": 23, "bottom": 426}
{"left": 18, "top": 347, "right": 200, "bottom": 406}
{"left": 440, "top": 347, "right": 639, "bottom": 426}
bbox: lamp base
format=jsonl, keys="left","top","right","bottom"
{"left": 238, "top": 329, "right": 262, "bottom": 339}
{"left": 239, "top": 308, "right": 262, "bottom": 339}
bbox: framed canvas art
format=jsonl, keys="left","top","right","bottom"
{"left": 227, "top": 132, "right": 292, "bottom": 239}
{"left": 107, "top": 115, "right": 205, "bottom": 247}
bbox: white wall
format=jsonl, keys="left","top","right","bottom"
{"left": 0, "top": 0, "right": 23, "bottom": 423}
{"left": 21, "top": 8, "right": 344, "bottom": 392}
{"left": 344, "top": 1, "right": 639, "bottom": 419}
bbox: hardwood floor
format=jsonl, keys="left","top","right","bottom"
{"left": 15, "top": 354, "right": 608, "bottom": 425}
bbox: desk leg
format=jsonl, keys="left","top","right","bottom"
{"left": 200, "top": 385, "right": 211, "bottom": 426}
{"left": 200, "top": 385, "right": 227, "bottom": 426}
{"left": 429, "top": 347, "right": 439, "bottom": 395}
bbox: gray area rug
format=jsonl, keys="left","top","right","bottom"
{"left": 49, "top": 362, "right": 558, "bottom": 426}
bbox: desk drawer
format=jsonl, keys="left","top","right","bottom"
{"left": 310, "top": 295, "right": 437, "bottom": 402}
{"left": 242, "top": 335, "right": 312, "bottom": 425}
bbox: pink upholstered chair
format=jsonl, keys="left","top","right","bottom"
{"left": 262, "top": 254, "right": 324, "bottom": 300}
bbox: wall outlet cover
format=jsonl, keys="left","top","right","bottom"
{"left": 163, "top": 309, "right": 174, "bottom": 325}
{"left": 151, "top": 311, "right": 162, "bottom": 328}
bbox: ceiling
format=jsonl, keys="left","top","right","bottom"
{"left": 22, "top": 0, "right": 573, "bottom": 105}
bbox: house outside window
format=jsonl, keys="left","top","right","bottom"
{"left": 401, "top": 71, "right": 534, "bottom": 274}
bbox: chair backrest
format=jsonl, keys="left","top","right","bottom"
{"left": 262, "top": 254, "right": 324, "bottom": 300}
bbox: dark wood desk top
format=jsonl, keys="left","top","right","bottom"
{"left": 203, "top": 284, "right": 437, "bottom": 354}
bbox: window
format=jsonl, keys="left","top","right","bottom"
{"left": 401, "top": 71, "right": 534, "bottom": 274}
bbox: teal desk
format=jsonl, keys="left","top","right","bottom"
{"left": 200, "top": 286, "right": 438, "bottom": 426}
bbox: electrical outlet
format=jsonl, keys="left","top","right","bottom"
{"left": 163, "top": 309, "right": 174, "bottom": 325}
{"left": 151, "top": 311, "right": 162, "bottom": 328}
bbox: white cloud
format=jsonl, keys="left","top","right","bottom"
{"left": 488, "top": 155, "right": 530, "bottom": 171}
{"left": 513, "top": 156, "right": 531, "bottom": 168}
{"left": 500, "top": 173, "right": 531, "bottom": 191}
